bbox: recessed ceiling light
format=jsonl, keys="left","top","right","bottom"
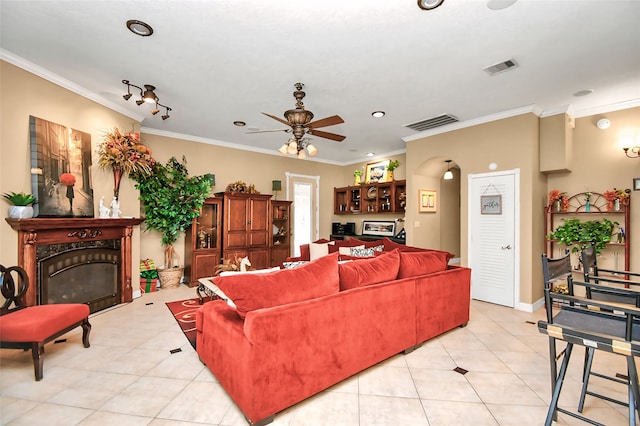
{"left": 417, "top": 0, "right": 445, "bottom": 10}
{"left": 371, "top": 111, "right": 385, "bottom": 118}
{"left": 366, "top": 152, "right": 375, "bottom": 157}
{"left": 233, "top": 121, "right": 246, "bottom": 127}
{"left": 573, "top": 89, "right": 594, "bottom": 97}
{"left": 126, "top": 20, "right": 153, "bottom": 37}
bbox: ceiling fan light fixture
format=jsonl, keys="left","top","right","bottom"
{"left": 287, "top": 140, "right": 298, "bottom": 155}
{"left": 418, "top": 0, "right": 445, "bottom": 10}
{"left": 307, "top": 143, "right": 318, "bottom": 157}
{"left": 297, "top": 149, "right": 306, "bottom": 159}
{"left": 278, "top": 144, "right": 289, "bottom": 156}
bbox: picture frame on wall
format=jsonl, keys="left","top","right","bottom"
{"left": 634, "top": 178, "right": 640, "bottom": 191}
{"left": 481, "top": 194, "right": 502, "bottom": 215}
{"left": 365, "top": 160, "right": 389, "bottom": 183}
{"left": 29, "top": 115, "right": 95, "bottom": 218}
{"left": 362, "top": 220, "right": 396, "bottom": 237}
{"left": 418, "top": 189, "right": 437, "bottom": 213}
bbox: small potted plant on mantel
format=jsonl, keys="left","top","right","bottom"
{"left": 3, "top": 192, "right": 37, "bottom": 219}
{"left": 134, "top": 156, "right": 213, "bottom": 288}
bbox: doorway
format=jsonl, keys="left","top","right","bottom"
{"left": 468, "top": 169, "right": 520, "bottom": 307}
{"left": 286, "top": 173, "right": 319, "bottom": 257}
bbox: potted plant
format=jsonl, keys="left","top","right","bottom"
{"left": 386, "top": 160, "right": 400, "bottom": 181}
{"left": 134, "top": 156, "right": 213, "bottom": 288}
{"left": 3, "top": 192, "right": 37, "bottom": 218}
{"left": 354, "top": 169, "right": 362, "bottom": 185}
{"left": 547, "top": 217, "right": 618, "bottom": 266}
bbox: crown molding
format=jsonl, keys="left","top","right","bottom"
{"left": 1, "top": 49, "right": 145, "bottom": 122}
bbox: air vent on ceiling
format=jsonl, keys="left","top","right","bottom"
{"left": 483, "top": 58, "right": 519, "bottom": 76}
{"left": 404, "top": 114, "right": 459, "bottom": 132}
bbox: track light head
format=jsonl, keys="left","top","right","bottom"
{"left": 151, "top": 108, "right": 160, "bottom": 115}
{"left": 123, "top": 93, "right": 132, "bottom": 101}
{"left": 142, "top": 85, "right": 157, "bottom": 103}
{"left": 135, "top": 99, "right": 144, "bottom": 106}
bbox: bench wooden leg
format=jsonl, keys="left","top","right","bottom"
{"left": 31, "top": 342, "right": 45, "bottom": 381}
{"left": 82, "top": 319, "right": 92, "bottom": 348}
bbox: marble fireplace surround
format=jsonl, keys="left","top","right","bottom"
{"left": 5, "top": 218, "right": 142, "bottom": 308}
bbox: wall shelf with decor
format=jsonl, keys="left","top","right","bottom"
{"left": 544, "top": 191, "right": 630, "bottom": 272}
{"left": 270, "top": 200, "right": 292, "bottom": 267}
{"left": 334, "top": 180, "right": 406, "bottom": 215}
{"left": 184, "top": 197, "right": 222, "bottom": 287}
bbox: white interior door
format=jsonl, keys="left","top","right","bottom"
{"left": 468, "top": 170, "right": 519, "bottom": 307}
{"left": 286, "top": 173, "right": 319, "bottom": 257}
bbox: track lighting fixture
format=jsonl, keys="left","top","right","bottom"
{"left": 122, "top": 80, "right": 172, "bottom": 119}
{"left": 278, "top": 137, "right": 318, "bottom": 159}
{"left": 443, "top": 160, "right": 453, "bottom": 180}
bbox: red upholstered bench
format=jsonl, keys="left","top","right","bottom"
{"left": 0, "top": 264, "right": 91, "bottom": 381}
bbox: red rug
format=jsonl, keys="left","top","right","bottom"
{"left": 165, "top": 297, "right": 211, "bottom": 349}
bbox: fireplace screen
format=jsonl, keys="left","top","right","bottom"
{"left": 39, "top": 247, "right": 121, "bottom": 313}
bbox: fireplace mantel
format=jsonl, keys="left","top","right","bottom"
{"left": 6, "top": 218, "right": 142, "bottom": 307}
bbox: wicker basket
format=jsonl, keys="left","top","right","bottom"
{"left": 157, "top": 267, "right": 183, "bottom": 289}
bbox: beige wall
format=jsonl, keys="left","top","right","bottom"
{"left": 3, "top": 59, "right": 638, "bottom": 309}
{"left": 0, "top": 61, "right": 143, "bottom": 279}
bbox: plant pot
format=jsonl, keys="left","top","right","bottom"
{"left": 157, "top": 267, "right": 183, "bottom": 289}
{"left": 8, "top": 206, "right": 34, "bottom": 219}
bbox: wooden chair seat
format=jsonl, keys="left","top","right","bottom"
{"left": 0, "top": 264, "right": 91, "bottom": 381}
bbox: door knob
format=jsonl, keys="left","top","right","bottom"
{"left": 501, "top": 245, "right": 512, "bottom": 250}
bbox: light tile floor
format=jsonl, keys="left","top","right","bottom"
{"left": 1, "top": 285, "right": 635, "bottom": 425}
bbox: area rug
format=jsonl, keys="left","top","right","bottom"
{"left": 166, "top": 297, "right": 211, "bottom": 349}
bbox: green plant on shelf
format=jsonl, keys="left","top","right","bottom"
{"left": 547, "top": 217, "right": 618, "bottom": 255}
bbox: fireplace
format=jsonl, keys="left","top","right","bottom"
{"left": 5, "top": 218, "right": 141, "bottom": 309}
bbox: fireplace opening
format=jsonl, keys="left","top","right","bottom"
{"left": 38, "top": 243, "right": 121, "bottom": 314}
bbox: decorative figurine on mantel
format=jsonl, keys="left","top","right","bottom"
{"left": 110, "top": 197, "right": 121, "bottom": 218}
{"left": 98, "top": 196, "right": 111, "bottom": 218}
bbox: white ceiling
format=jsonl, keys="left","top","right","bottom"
{"left": 1, "top": 0, "right": 639, "bottom": 165}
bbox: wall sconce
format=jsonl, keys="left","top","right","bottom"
{"left": 122, "top": 80, "right": 172, "bottom": 119}
{"left": 443, "top": 160, "right": 453, "bottom": 180}
{"left": 418, "top": 0, "right": 445, "bottom": 10}
{"left": 277, "top": 137, "right": 318, "bottom": 159}
{"left": 272, "top": 180, "right": 282, "bottom": 200}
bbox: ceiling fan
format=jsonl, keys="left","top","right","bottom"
{"left": 249, "top": 82, "right": 346, "bottom": 143}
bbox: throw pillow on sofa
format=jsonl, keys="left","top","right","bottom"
{"left": 216, "top": 252, "right": 340, "bottom": 318}
{"left": 397, "top": 250, "right": 453, "bottom": 279}
{"left": 309, "top": 240, "right": 336, "bottom": 260}
{"left": 338, "top": 249, "right": 400, "bottom": 291}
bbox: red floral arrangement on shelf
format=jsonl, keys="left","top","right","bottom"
{"left": 603, "top": 188, "right": 631, "bottom": 211}
{"left": 547, "top": 189, "right": 568, "bottom": 211}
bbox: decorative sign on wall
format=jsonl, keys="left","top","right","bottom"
{"left": 481, "top": 194, "right": 502, "bottom": 215}
{"left": 418, "top": 189, "right": 437, "bottom": 213}
{"left": 29, "top": 116, "right": 94, "bottom": 217}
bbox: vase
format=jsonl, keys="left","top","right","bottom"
{"left": 614, "top": 199, "right": 620, "bottom": 211}
{"left": 387, "top": 170, "right": 394, "bottom": 182}
{"left": 554, "top": 200, "right": 561, "bottom": 212}
{"left": 8, "top": 206, "right": 34, "bottom": 219}
{"left": 113, "top": 168, "right": 123, "bottom": 199}
{"left": 585, "top": 200, "right": 591, "bottom": 212}
{"left": 354, "top": 175, "right": 361, "bottom": 186}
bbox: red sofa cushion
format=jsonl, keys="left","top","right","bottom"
{"left": 397, "top": 250, "right": 452, "bottom": 279}
{"left": 216, "top": 253, "right": 340, "bottom": 318}
{"left": 0, "top": 304, "right": 89, "bottom": 342}
{"left": 338, "top": 249, "right": 400, "bottom": 291}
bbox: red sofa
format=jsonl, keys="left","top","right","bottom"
{"left": 196, "top": 248, "right": 471, "bottom": 425}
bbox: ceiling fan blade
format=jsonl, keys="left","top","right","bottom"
{"left": 308, "top": 129, "right": 345, "bottom": 142}
{"left": 307, "top": 115, "right": 344, "bottom": 129}
{"left": 246, "top": 129, "right": 290, "bottom": 134}
{"left": 262, "top": 112, "right": 292, "bottom": 127}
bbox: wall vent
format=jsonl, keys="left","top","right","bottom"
{"left": 404, "top": 114, "right": 459, "bottom": 132}
{"left": 483, "top": 58, "right": 519, "bottom": 76}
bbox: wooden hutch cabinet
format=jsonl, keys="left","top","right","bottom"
{"left": 218, "top": 192, "right": 272, "bottom": 270}
{"left": 270, "top": 200, "right": 292, "bottom": 266}
{"left": 184, "top": 197, "right": 222, "bottom": 287}
{"left": 334, "top": 179, "right": 406, "bottom": 215}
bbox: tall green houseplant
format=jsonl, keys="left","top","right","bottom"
{"left": 135, "top": 156, "right": 213, "bottom": 269}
